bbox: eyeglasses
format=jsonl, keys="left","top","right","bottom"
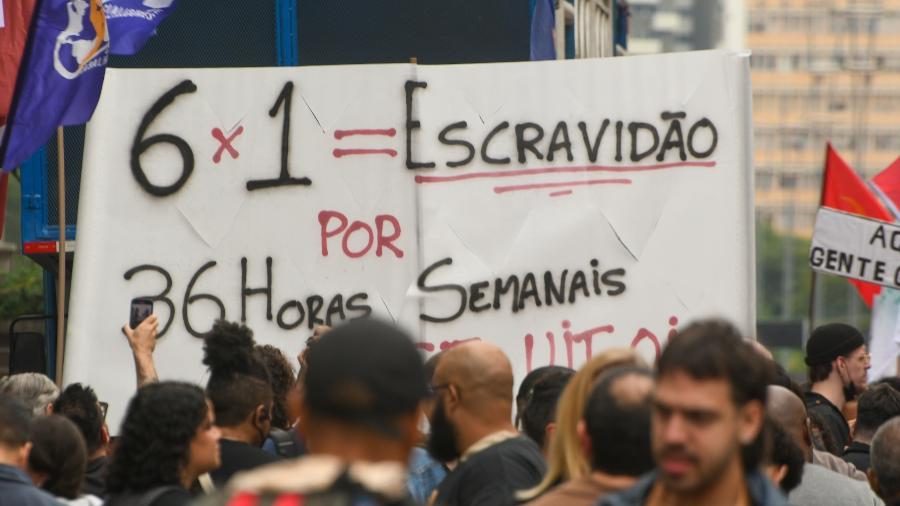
{"left": 426, "top": 383, "right": 451, "bottom": 397}
{"left": 99, "top": 402, "right": 108, "bottom": 421}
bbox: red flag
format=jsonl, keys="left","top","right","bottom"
{"left": 872, "top": 156, "right": 900, "bottom": 212}
{"left": 0, "top": 0, "right": 38, "bottom": 127}
{"left": 0, "top": 0, "right": 36, "bottom": 238}
{"left": 819, "top": 144, "right": 894, "bottom": 306}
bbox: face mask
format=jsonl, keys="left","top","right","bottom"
{"left": 838, "top": 359, "right": 858, "bottom": 401}
{"left": 842, "top": 381, "right": 858, "bottom": 402}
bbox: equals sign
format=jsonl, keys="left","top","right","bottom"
{"left": 332, "top": 128, "right": 398, "bottom": 158}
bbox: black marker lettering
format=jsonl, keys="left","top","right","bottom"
{"left": 404, "top": 80, "right": 436, "bottom": 170}
{"left": 247, "top": 81, "right": 313, "bottom": 190}
{"left": 276, "top": 300, "right": 305, "bottom": 330}
{"left": 602, "top": 268, "right": 627, "bottom": 296}
{"left": 325, "top": 294, "right": 346, "bottom": 326}
{"left": 567, "top": 271, "right": 590, "bottom": 303}
{"left": 417, "top": 258, "right": 467, "bottom": 323}
{"left": 578, "top": 120, "right": 610, "bottom": 163}
{"left": 438, "top": 121, "right": 476, "bottom": 168}
{"left": 629, "top": 122, "right": 660, "bottom": 162}
{"left": 687, "top": 118, "right": 718, "bottom": 158}
{"left": 346, "top": 293, "right": 373, "bottom": 318}
{"left": 183, "top": 261, "right": 225, "bottom": 338}
{"left": 241, "top": 257, "right": 272, "bottom": 322}
{"left": 546, "top": 121, "right": 574, "bottom": 162}
{"left": 657, "top": 111, "right": 687, "bottom": 162}
{"left": 123, "top": 264, "right": 176, "bottom": 337}
{"left": 515, "top": 122, "right": 545, "bottom": 163}
{"left": 131, "top": 80, "right": 197, "bottom": 197}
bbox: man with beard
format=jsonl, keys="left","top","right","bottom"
{"left": 601, "top": 319, "right": 788, "bottom": 506}
{"left": 429, "top": 341, "right": 546, "bottom": 506}
{"left": 804, "top": 323, "right": 871, "bottom": 454}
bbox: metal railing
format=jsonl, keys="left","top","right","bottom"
{"left": 554, "top": 0, "right": 616, "bottom": 59}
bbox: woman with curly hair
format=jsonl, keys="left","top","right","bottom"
{"left": 105, "top": 382, "right": 220, "bottom": 506}
{"left": 255, "top": 344, "right": 301, "bottom": 431}
{"left": 256, "top": 344, "right": 305, "bottom": 459}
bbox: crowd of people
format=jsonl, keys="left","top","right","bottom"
{"left": 0, "top": 315, "right": 898, "bottom": 506}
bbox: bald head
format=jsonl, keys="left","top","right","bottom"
{"left": 436, "top": 341, "right": 514, "bottom": 413}
{"left": 767, "top": 385, "right": 810, "bottom": 457}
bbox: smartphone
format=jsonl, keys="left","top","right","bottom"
{"left": 129, "top": 298, "right": 154, "bottom": 330}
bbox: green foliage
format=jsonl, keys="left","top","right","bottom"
{"left": 0, "top": 255, "right": 44, "bottom": 320}
{"left": 756, "top": 220, "right": 869, "bottom": 329}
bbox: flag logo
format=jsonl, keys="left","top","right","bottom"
{"left": 54, "top": 0, "right": 108, "bottom": 79}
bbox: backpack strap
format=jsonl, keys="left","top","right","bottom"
{"left": 198, "top": 473, "right": 215, "bottom": 494}
{"left": 268, "top": 428, "right": 300, "bottom": 458}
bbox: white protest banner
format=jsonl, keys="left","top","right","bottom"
{"left": 66, "top": 51, "right": 755, "bottom": 428}
{"left": 810, "top": 207, "right": 900, "bottom": 289}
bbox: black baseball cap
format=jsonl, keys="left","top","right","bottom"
{"left": 304, "top": 317, "right": 427, "bottom": 435}
{"left": 805, "top": 323, "right": 865, "bottom": 366}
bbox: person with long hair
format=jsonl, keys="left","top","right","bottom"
{"left": 105, "top": 382, "right": 220, "bottom": 506}
{"left": 519, "top": 348, "right": 647, "bottom": 502}
{"left": 255, "top": 344, "right": 306, "bottom": 459}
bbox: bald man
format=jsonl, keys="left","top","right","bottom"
{"left": 766, "top": 386, "right": 883, "bottom": 506}
{"left": 428, "top": 342, "right": 546, "bottom": 506}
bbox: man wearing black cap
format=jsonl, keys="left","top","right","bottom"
{"left": 804, "top": 323, "right": 871, "bottom": 454}
{"left": 197, "top": 318, "right": 426, "bottom": 505}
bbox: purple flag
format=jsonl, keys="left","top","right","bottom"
{"left": 0, "top": 0, "right": 108, "bottom": 170}
{"left": 0, "top": 0, "right": 177, "bottom": 171}
{"left": 103, "top": 0, "right": 177, "bottom": 55}
{"left": 530, "top": 0, "right": 556, "bottom": 61}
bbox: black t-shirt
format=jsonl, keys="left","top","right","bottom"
{"left": 434, "top": 436, "right": 546, "bottom": 506}
{"left": 82, "top": 456, "right": 108, "bottom": 497}
{"left": 105, "top": 486, "right": 191, "bottom": 506}
{"left": 842, "top": 441, "right": 870, "bottom": 472}
{"left": 210, "top": 439, "right": 280, "bottom": 488}
{"left": 804, "top": 391, "right": 850, "bottom": 453}
{"left": 149, "top": 488, "right": 192, "bottom": 506}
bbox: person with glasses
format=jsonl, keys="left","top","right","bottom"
{"left": 804, "top": 323, "right": 872, "bottom": 455}
{"left": 52, "top": 384, "right": 110, "bottom": 498}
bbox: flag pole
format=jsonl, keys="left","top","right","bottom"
{"left": 809, "top": 144, "right": 833, "bottom": 332}
{"left": 55, "top": 126, "right": 66, "bottom": 387}
{"left": 807, "top": 270, "right": 818, "bottom": 331}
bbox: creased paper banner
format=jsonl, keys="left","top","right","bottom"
{"left": 66, "top": 51, "right": 755, "bottom": 429}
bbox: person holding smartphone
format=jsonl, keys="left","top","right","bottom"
{"left": 122, "top": 298, "right": 159, "bottom": 389}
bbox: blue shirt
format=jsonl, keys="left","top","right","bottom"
{"left": 599, "top": 469, "right": 792, "bottom": 506}
{"left": 407, "top": 447, "right": 447, "bottom": 503}
{"left": 0, "top": 464, "right": 63, "bottom": 506}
